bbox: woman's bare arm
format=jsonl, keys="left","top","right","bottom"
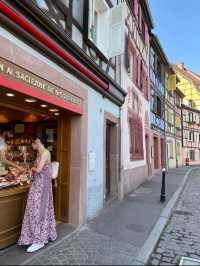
{"left": 31, "top": 151, "right": 49, "bottom": 173}
{"left": 0, "top": 150, "right": 24, "bottom": 170}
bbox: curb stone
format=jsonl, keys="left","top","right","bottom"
{"left": 132, "top": 167, "right": 196, "bottom": 266}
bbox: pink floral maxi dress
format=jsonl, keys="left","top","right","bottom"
{"left": 18, "top": 156, "right": 57, "bottom": 245}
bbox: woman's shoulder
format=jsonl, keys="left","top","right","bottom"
{"left": 44, "top": 149, "right": 50, "bottom": 156}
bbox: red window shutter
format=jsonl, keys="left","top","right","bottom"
{"left": 133, "top": 53, "right": 137, "bottom": 85}
{"left": 145, "top": 23, "right": 149, "bottom": 46}
{"left": 129, "top": 118, "right": 134, "bottom": 159}
{"left": 132, "top": 47, "right": 136, "bottom": 83}
{"left": 138, "top": 6, "right": 142, "bottom": 30}
{"left": 134, "top": 0, "right": 138, "bottom": 19}
{"left": 137, "top": 56, "right": 141, "bottom": 88}
{"left": 125, "top": 35, "right": 130, "bottom": 73}
{"left": 140, "top": 62, "right": 145, "bottom": 91}
{"left": 143, "top": 71, "right": 147, "bottom": 99}
{"left": 130, "top": 114, "right": 144, "bottom": 161}
{"left": 143, "top": 72, "right": 146, "bottom": 96}
{"left": 146, "top": 76, "right": 149, "bottom": 100}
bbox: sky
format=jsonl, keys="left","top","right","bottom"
{"left": 148, "top": 0, "right": 200, "bottom": 74}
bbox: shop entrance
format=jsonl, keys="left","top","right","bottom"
{"left": 0, "top": 87, "right": 72, "bottom": 248}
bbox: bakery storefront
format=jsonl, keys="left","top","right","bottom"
{"left": 0, "top": 57, "right": 87, "bottom": 249}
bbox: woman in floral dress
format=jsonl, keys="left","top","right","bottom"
{"left": 18, "top": 137, "right": 57, "bottom": 253}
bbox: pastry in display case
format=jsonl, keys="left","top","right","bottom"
{"left": 0, "top": 167, "right": 31, "bottom": 189}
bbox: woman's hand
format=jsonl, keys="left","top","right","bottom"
{"left": 31, "top": 167, "right": 37, "bottom": 172}
{"left": 28, "top": 169, "right": 33, "bottom": 178}
{"left": 17, "top": 166, "right": 26, "bottom": 173}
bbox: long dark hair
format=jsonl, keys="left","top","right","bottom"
{"left": 35, "top": 134, "right": 48, "bottom": 148}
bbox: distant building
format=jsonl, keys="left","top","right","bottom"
{"left": 174, "top": 88, "right": 185, "bottom": 167}
{"left": 165, "top": 68, "right": 183, "bottom": 169}
{"left": 173, "top": 63, "right": 200, "bottom": 166}
{"left": 150, "top": 34, "right": 167, "bottom": 172}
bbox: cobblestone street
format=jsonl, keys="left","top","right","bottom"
{"left": 24, "top": 227, "right": 138, "bottom": 265}
{"left": 149, "top": 168, "right": 200, "bottom": 265}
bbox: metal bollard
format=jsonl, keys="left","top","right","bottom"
{"left": 160, "top": 168, "right": 166, "bottom": 202}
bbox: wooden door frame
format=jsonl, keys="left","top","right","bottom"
{"left": 145, "top": 134, "right": 151, "bottom": 176}
{"left": 103, "top": 112, "right": 119, "bottom": 203}
{"left": 153, "top": 136, "right": 159, "bottom": 169}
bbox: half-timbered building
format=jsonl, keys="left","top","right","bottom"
{"left": 150, "top": 34, "right": 167, "bottom": 172}
{"left": 174, "top": 63, "right": 200, "bottom": 166}
{"left": 0, "top": 0, "right": 127, "bottom": 247}
{"left": 121, "top": 0, "right": 153, "bottom": 196}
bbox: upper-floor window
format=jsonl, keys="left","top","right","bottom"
{"left": 150, "top": 48, "right": 155, "bottom": 70}
{"left": 152, "top": 95, "right": 162, "bottom": 117}
{"left": 156, "top": 96, "right": 162, "bottom": 117}
{"left": 33, "top": 0, "right": 70, "bottom": 33}
{"left": 141, "top": 16, "right": 146, "bottom": 43}
{"left": 188, "top": 112, "right": 194, "bottom": 123}
{"left": 189, "top": 131, "right": 194, "bottom": 141}
{"left": 157, "top": 60, "right": 162, "bottom": 82}
{"left": 88, "top": 0, "right": 125, "bottom": 59}
{"left": 189, "top": 150, "right": 195, "bottom": 161}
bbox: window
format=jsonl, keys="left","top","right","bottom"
{"left": 144, "top": 76, "right": 149, "bottom": 100}
{"left": 152, "top": 95, "right": 162, "bottom": 116}
{"left": 93, "top": 11, "right": 98, "bottom": 43}
{"left": 34, "top": 0, "right": 70, "bottom": 33}
{"left": 88, "top": 1, "right": 125, "bottom": 58}
{"left": 129, "top": 115, "right": 144, "bottom": 160}
{"left": 156, "top": 96, "right": 162, "bottom": 117}
{"left": 189, "top": 131, "right": 194, "bottom": 141}
{"left": 140, "top": 60, "right": 143, "bottom": 90}
{"left": 150, "top": 48, "right": 155, "bottom": 70}
{"left": 175, "top": 115, "right": 181, "bottom": 128}
{"left": 189, "top": 150, "right": 195, "bottom": 161}
{"left": 72, "top": 0, "right": 84, "bottom": 26}
{"left": 132, "top": 50, "right": 137, "bottom": 83}
{"left": 188, "top": 112, "right": 194, "bottom": 123}
{"left": 157, "top": 60, "right": 162, "bottom": 82}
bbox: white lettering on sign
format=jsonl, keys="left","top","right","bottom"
{"left": 0, "top": 59, "right": 82, "bottom": 107}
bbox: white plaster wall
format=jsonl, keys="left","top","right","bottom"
{"left": 86, "top": 91, "right": 119, "bottom": 219}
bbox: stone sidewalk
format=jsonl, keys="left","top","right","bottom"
{"left": 149, "top": 168, "right": 200, "bottom": 266}
{"left": 0, "top": 167, "right": 193, "bottom": 265}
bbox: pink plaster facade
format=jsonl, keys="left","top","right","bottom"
{"left": 120, "top": 1, "right": 152, "bottom": 198}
